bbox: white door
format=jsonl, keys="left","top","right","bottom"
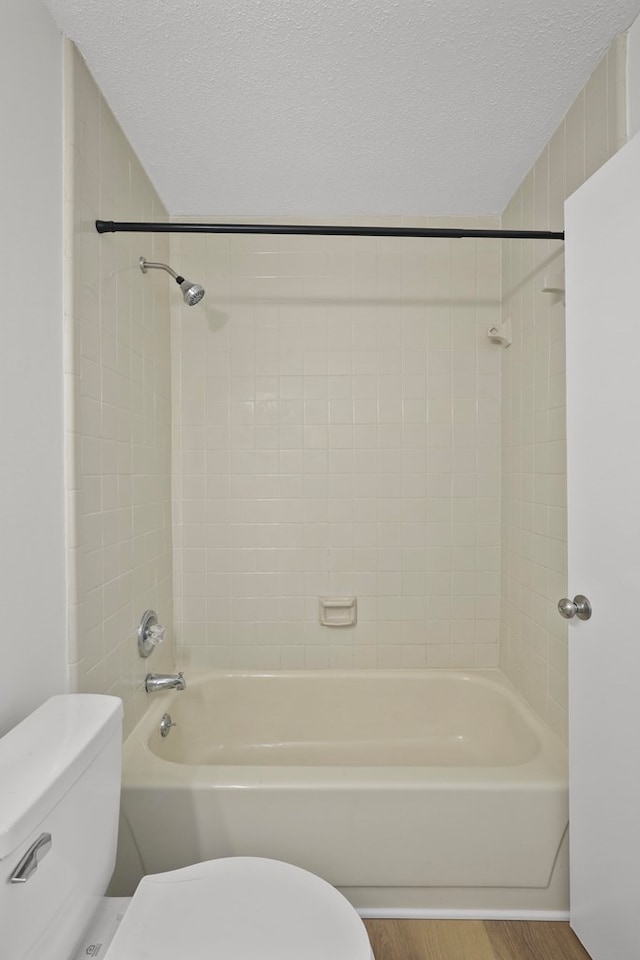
{"left": 565, "top": 131, "right": 640, "bottom": 960}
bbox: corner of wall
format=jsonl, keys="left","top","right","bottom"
{"left": 498, "top": 32, "right": 629, "bottom": 742}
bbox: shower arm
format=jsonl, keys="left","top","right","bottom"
{"left": 101, "top": 221, "right": 564, "bottom": 241}
{"left": 138, "top": 256, "right": 205, "bottom": 305}
{"left": 139, "top": 258, "right": 179, "bottom": 280}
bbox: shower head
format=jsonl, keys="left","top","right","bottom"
{"left": 139, "top": 257, "right": 205, "bottom": 306}
{"left": 179, "top": 278, "right": 206, "bottom": 306}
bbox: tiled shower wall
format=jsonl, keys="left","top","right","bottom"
{"left": 65, "top": 42, "right": 175, "bottom": 734}
{"left": 500, "top": 37, "right": 627, "bottom": 740}
{"left": 65, "top": 31, "right": 631, "bottom": 735}
{"left": 172, "top": 223, "right": 502, "bottom": 669}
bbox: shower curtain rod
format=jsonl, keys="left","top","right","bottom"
{"left": 95, "top": 220, "right": 564, "bottom": 241}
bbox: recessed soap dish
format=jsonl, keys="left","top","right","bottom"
{"left": 319, "top": 597, "right": 357, "bottom": 627}
{"left": 542, "top": 270, "right": 565, "bottom": 303}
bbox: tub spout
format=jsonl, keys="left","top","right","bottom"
{"left": 145, "top": 672, "right": 186, "bottom": 693}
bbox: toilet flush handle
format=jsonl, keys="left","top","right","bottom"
{"left": 10, "top": 832, "right": 52, "bottom": 883}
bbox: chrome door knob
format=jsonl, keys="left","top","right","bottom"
{"left": 558, "top": 595, "right": 592, "bottom": 621}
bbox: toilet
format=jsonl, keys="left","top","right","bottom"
{"left": 0, "top": 695, "right": 373, "bottom": 960}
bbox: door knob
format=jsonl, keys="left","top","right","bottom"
{"left": 558, "top": 595, "right": 592, "bottom": 621}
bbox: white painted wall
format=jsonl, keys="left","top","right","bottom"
{"left": 0, "top": 0, "right": 67, "bottom": 734}
{"left": 628, "top": 13, "right": 640, "bottom": 137}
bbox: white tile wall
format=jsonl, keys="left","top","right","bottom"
{"left": 64, "top": 42, "right": 175, "bottom": 734}
{"left": 500, "top": 37, "right": 627, "bottom": 741}
{"left": 171, "top": 220, "right": 502, "bottom": 670}
{"left": 64, "top": 31, "right": 630, "bottom": 738}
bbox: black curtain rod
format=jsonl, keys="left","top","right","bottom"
{"left": 95, "top": 220, "right": 564, "bottom": 241}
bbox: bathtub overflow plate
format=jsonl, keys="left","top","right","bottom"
{"left": 159, "top": 713, "right": 176, "bottom": 738}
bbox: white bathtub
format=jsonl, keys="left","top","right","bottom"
{"left": 115, "top": 669, "right": 569, "bottom": 917}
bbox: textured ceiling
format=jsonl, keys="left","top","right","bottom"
{"left": 44, "top": 0, "right": 640, "bottom": 217}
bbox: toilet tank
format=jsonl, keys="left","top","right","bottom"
{"left": 0, "top": 695, "right": 123, "bottom": 960}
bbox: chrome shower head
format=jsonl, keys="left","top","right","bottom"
{"left": 139, "top": 257, "right": 205, "bottom": 306}
{"left": 179, "top": 277, "right": 205, "bottom": 306}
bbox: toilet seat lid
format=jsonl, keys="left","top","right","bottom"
{"left": 105, "top": 856, "right": 372, "bottom": 960}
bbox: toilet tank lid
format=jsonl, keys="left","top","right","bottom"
{"left": 0, "top": 695, "right": 123, "bottom": 860}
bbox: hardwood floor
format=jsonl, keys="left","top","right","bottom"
{"left": 363, "top": 920, "right": 593, "bottom": 960}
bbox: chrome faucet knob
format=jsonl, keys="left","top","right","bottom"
{"left": 138, "top": 610, "right": 166, "bottom": 658}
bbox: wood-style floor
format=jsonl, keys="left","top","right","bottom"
{"left": 363, "top": 920, "right": 593, "bottom": 960}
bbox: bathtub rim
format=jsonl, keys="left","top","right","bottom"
{"left": 122, "top": 667, "right": 568, "bottom": 789}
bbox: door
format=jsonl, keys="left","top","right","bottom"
{"left": 565, "top": 131, "right": 640, "bottom": 959}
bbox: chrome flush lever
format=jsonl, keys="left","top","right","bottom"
{"left": 10, "top": 832, "right": 52, "bottom": 883}
{"left": 558, "top": 595, "right": 592, "bottom": 621}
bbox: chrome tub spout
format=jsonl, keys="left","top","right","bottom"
{"left": 145, "top": 672, "right": 186, "bottom": 693}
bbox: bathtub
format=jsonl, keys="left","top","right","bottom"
{"left": 115, "top": 669, "right": 569, "bottom": 917}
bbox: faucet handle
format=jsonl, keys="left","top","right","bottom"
{"left": 147, "top": 623, "right": 166, "bottom": 646}
{"left": 138, "top": 609, "right": 166, "bottom": 658}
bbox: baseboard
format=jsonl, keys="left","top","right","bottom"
{"left": 357, "top": 908, "right": 570, "bottom": 921}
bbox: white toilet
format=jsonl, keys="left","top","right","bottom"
{"left": 0, "top": 694, "right": 374, "bottom": 960}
